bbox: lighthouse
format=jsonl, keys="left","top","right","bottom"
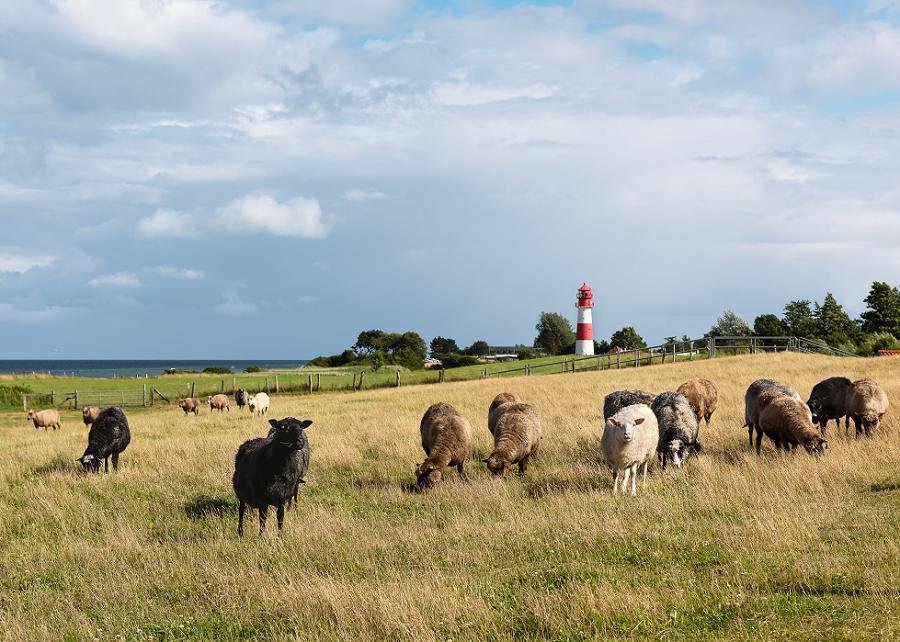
{"left": 575, "top": 283, "right": 594, "bottom": 356}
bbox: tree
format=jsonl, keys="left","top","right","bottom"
{"left": 860, "top": 281, "right": 900, "bottom": 336}
{"left": 595, "top": 339, "right": 611, "bottom": 354}
{"left": 782, "top": 300, "right": 819, "bottom": 338}
{"left": 389, "top": 331, "right": 427, "bottom": 369}
{"left": 663, "top": 336, "right": 677, "bottom": 346}
{"left": 353, "top": 329, "right": 387, "bottom": 356}
{"left": 370, "top": 351, "right": 385, "bottom": 372}
{"left": 534, "top": 312, "right": 575, "bottom": 356}
{"left": 815, "top": 292, "right": 859, "bottom": 346}
{"left": 464, "top": 340, "right": 490, "bottom": 356}
{"left": 708, "top": 310, "right": 751, "bottom": 337}
{"left": 753, "top": 314, "right": 787, "bottom": 337}
{"left": 609, "top": 326, "right": 646, "bottom": 349}
{"left": 430, "top": 336, "right": 459, "bottom": 357}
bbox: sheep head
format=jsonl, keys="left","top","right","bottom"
{"left": 26, "top": 410, "right": 35, "bottom": 422}
{"left": 805, "top": 435, "right": 828, "bottom": 456}
{"left": 267, "top": 418, "right": 311, "bottom": 451}
{"left": 77, "top": 453, "right": 101, "bottom": 473}
{"left": 483, "top": 454, "right": 510, "bottom": 476}
{"left": 414, "top": 462, "right": 441, "bottom": 490}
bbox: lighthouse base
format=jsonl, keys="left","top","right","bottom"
{"left": 575, "top": 339, "right": 594, "bottom": 356}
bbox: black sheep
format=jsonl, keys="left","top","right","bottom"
{"left": 77, "top": 407, "right": 131, "bottom": 473}
{"left": 233, "top": 417, "right": 312, "bottom": 537}
{"left": 235, "top": 388, "right": 248, "bottom": 411}
{"left": 807, "top": 376, "right": 852, "bottom": 437}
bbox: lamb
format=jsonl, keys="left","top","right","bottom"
{"left": 650, "top": 391, "right": 701, "bottom": 469}
{"left": 232, "top": 417, "right": 312, "bottom": 536}
{"left": 806, "top": 377, "right": 852, "bottom": 437}
{"left": 177, "top": 397, "right": 202, "bottom": 415}
{"left": 77, "top": 407, "right": 131, "bottom": 473}
{"left": 488, "top": 392, "right": 520, "bottom": 435}
{"left": 207, "top": 394, "right": 230, "bottom": 413}
{"left": 744, "top": 379, "right": 804, "bottom": 454}
{"left": 603, "top": 389, "right": 656, "bottom": 420}
{"left": 601, "top": 404, "right": 659, "bottom": 496}
{"left": 758, "top": 396, "right": 828, "bottom": 455}
{"left": 26, "top": 408, "right": 61, "bottom": 431}
{"left": 484, "top": 402, "right": 542, "bottom": 477}
{"left": 675, "top": 378, "right": 718, "bottom": 426}
{"left": 81, "top": 406, "right": 100, "bottom": 427}
{"left": 235, "top": 388, "right": 249, "bottom": 411}
{"left": 415, "top": 402, "right": 473, "bottom": 490}
{"left": 247, "top": 392, "right": 270, "bottom": 416}
{"left": 845, "top": 378, "right": 889, "bottom": 438}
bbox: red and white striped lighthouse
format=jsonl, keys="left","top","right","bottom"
{"left": 575, "top": 283, "right": 594, "bottom": 356}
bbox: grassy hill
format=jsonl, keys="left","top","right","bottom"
{"left": 0, "top": 352, "right": 897, "bottom": 640}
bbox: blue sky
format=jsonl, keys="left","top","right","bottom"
{"left": 2, "top": 0, "right": 899, "bottom": 358}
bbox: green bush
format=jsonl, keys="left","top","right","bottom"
{"left": 244, "top": 365, "right": 263, "bottom": 373}
{"left": 435, "top": 354, "right": 480, "bottom": 368}
{"left": 0, "top": 384, "right": 31, "bottom": 407}
{"left": 203, "top": 367, "right": 232, "bottom": 375}
{"left": 516, "top": 348, "right": 538, "bottom": 360}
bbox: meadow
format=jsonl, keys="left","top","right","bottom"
{"left": 0, "top": 352, "right": 897, "bottom": 641}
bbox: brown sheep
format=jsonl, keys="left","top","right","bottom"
{"left": 758, "top": 395, "right": 827, "bottom": 455}
{"left": 845, "top": 378, "right": 889, "bottom": 438}
{"left": 488, "top": 392, "right": 520, "bottom": 435}
{"left": 26, "top": 409, "right": 61, "bottom": 431}
{"left": 676, "top": 378, "right": 718, "bottom": 426}
{"left": 82, "top": 406, "right": 100, "bottom": 427}
{"left": 177, "top": 398, "right": 202, "bottom": 415}
{"left": 207, "top": 394, "right": 231, "bottom": 412}
{"left": 415, "top": 402, "right": 473, "bottom": 490}
{"left": 484, "top": 402, "right": 542, "bottom": 477}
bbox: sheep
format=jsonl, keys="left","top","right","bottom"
{"left": 603, "top": 389, "right": 656, "bottom": 421}
{"left": 232, "top": 417, "right": 312, "bottom": 536}
{"left": 806, "top": 377, "right": 852, "bottom": 437}
{"left": 235, "top": 388, "right": 249, "bottom": 411}
{"left": 675, "top": 378, "right": 718, "bottom": 426}
{"left": 488, "top": 392, "right": 520, "bottom": 435}
{"left": 81, "top": 406, "right": 100, "bottom": 427}
{"left": 484, "top": 402, "right": 542, "bottom": 477}
{"left": 758, "top": 395, "right": 828, "bottom": 455}
{"left": 601, "top": 404, "right": 659, "bottom": 496}
{"left": 650, "top": 391, "right": 701, "bottom": 469}
{"left": 845, "top": 378, "right": 889, "bottom": 438}
{"left": 247, "top": 392, "right": 270, "bottom": 416}
{"left": 177, "top": 397, "right": 202, "bottom": 415}
{"left": 207, "top": 394, "right": 230, "bottom": 413}
{"left": 415, "top": 402, "right": 473, "bottom": 490}
{"left": 26, "top": 408, "right": 61, "bottom": 431}
{"left": 744, "top": 379, "right": 804, "bottom": 454}
{"left": 77, "top": 407, "right": 131, "bottom": 473}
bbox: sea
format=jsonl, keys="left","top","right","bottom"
{"left": 0, "top": 360, "right": 308, "bottom": 379}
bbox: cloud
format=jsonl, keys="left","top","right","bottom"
{"left": 0, "top": 247, "right": 56, "bottom": 273}
{"left": 214, "top": 292, "right": 257, "bottom": 317}
{"left": 151, "top": 266, "right": 204, "bottom": 280}
{"left": 137, "top": 209, "right": 199, "bottom": 238}
{"left": 217, "top": 194, "right": 329, "bottom": 238}
{"left": 0, "top": 303, "right": 74, "bottom": 323}
{"left": 342, "top": 189, "right": 387, "bottom": 202}
{"left": 88, "top": 271, "right": 140, "bottom": 288}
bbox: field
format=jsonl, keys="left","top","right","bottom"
{"left": 0, "top": 352, "right": 897, "bottom": 641}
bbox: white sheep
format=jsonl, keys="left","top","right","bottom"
{"left": 248, "top": 392, "right": 270, "bottom": 416}
{"left": 601, "top": 404, "right": 659, "bottom": 496}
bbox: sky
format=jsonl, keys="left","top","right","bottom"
{"left": 2, "top": 0, "right": 900, "bottom": 358}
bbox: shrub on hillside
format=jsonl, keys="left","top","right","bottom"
{"left": 435, "top": 354, "right": 480, "bottom": 369}
{"left": 203, "top": 367, "right": 232, "bottom": 375}
{"left": 244, "top": 365, "right": 263, "bottom": 373}
{"left": 0, "top": 384, "right": 32, "bottom": 407}
{"left": 516, "top": 348, "right": 539, "bottom": 360}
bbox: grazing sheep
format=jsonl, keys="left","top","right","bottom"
{"left": 758, "top": 396, "right": 828, "bottom": 455}
{"left": 81, "top": 406, "right": 100, "bottom": 427}
{"left": 675, "top": 378, "right": 718, "bottom": 426}
{"left": 77, "top": 407, "right": 131, "bottom": 473}
{"left": 177, "top": 397, "right": 202, "bottom": 415}
{"left": 415, "top": 402, "right": 473, "bottom": 490}
{"left": 235, "top": 388, "right": 249, "bottom": 411}
{"left": 232, "top": 417, "right": 312, "bottom": 536}
{"left": 603, "top": 389, "right": 656, "bottom": 420}
{"left": 601, "top": 404, "right": 659, "bottom": 496}
{"left": 207, "top": 394, "right": 230, "bottom": 413}
{"left": 744, "top": 379, "right": 804, "bottom": 453}
{"left": 26, "top": 409, "right": 61, "bottom": 431}
{"left": 845, "top": 378, "right": 889, "bottom": 438}
{"left": 248, "top": 392, "right": 270, "bottom": 416}
{"left": 650, "top": 391, "right": 701, "bottom": 469}
{"left": 488, "top": 392, "right": 520, "bottom": 435}
{"left": 484, "top": 402, "right": 542, "bottom": 477}
{"left": 806, "top": 377, "right": 852, "bottom": 437}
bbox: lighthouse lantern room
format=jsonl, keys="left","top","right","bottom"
{"left": 575, "top": 283, "right": 594, "bottom": 356}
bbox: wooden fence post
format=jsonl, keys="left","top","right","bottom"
{"left": 190, "top": 382, "right": 195, "bottom": 399}
{"left": 22, "top": 394, "right": 27, "bottom": 412}
{"left": 50, "top": 390, "right": 55, "bottom": 406}
{"left": 482, "top": 368, "right": 487, "bottom": 379}
{"left": 232, "top": 377, "right": 236, "bottom": 394}
{"left": 689, "top": 341, "right": 693, "bottom": 361}
{"left": 359, "top": 371, "right": 365, "bottom": 390}
{"left": 275, "top": 375, "right": 279, "bottom": 393}
{"left": 317, "top": 373, "right": 321, "bottom": 391}
{"left": 265, "top": 377, "right": 270, "bottom": 394}
{"left": 74, "top": 389, "right": 78, "bottom": 409}
{"left": 220, "top": 380, "right": 225, "bottom": 393}
{"left": 709, "top": 337, "right": 716, "bottom": 359}
{"left": 142, "top": 385, "right": 147, "bottom": 407}
{"left": 396, "top": 371, "right": 401, "bottom": 387}
{"left": 308, "top": 375, "right": 313, "bottom": 393}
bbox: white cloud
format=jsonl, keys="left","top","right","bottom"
{"left": 0, "top": 247, "right": 56, "bottom": 273}
{"left": 0, "top": 303, "right": 74, "bottom": 323}
{"left": 214, "top": 292, "right": 257, "bottom": 317}
{"left": 152, "top": 266, "right": 204, "bottom": 280}
{"left": 137, "top": 209, "right": 198, "bottom": 239}
{"left": 88, "top": 271, "right": 140, "bottom": 288}
{"left": 217, "top": 194, "right": 329, "bottom": 238}
{"left": 342, "top": 189, "right": 387, "bottom": 202}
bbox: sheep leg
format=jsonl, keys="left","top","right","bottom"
{"left": 111, "top": 452, "right": 119, "bottom": 471}
{"left": 457, "top": 462, "right": 467, "bottom": 480}
{"left": 747, "top": 425, "right": 754, "bottom": 450}
{"left": 612, "top": 470, "right": 620, "bottom": 495}
{"left": 641, "top": 460, "right": 648, "bottom": 487}
{"left": 518, "top": 454, "right": 530, "bottom": 477}
{"left": 276, "top": 504, "right": 285, "bottom": 534}
{"left": 104, "top": 457, "right": 109, "bottom": 473}
{"left": 630, "top": 465, "right": 638, "bottom": 496}
{"left": 755, "top": 429, "right": 763, "bottom": 455}
{"left": 622, "top": 466, "right": 631, "bottom": 496}
{"left": 258, "top": 506, "right": 268, "bottom": 536}
{"left": 853, "top": 417, "right": 861, "bottom": 438}
{"left": 237, "top": 502, "right": 245, "bottom": 537}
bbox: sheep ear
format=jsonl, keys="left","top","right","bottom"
{"left": 634, "top": 417, "right": 645, "bottom": 425}
{"left": 268, "top": 419, "right": 279, "bottom": 428}
{"left": 299, "top": 420, "right": 312, "bottom": 430}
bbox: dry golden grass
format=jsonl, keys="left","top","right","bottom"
{"left": 0, "top": 353, "right": 898, "bottom": 641}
